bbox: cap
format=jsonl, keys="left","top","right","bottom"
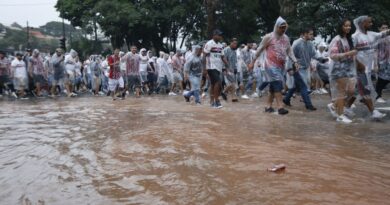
{"left": 213, "top": 29, "right": 223, "bottom": 36}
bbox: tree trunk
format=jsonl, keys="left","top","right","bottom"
{"left": 205, "top": 0, "right": 218, "bottom": 38}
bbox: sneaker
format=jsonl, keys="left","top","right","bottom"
{"left": 372, "top": 110, "right": 386, "bottom": 119}
{"left": 306, "top": 105, "right": 317, "bottom": 111}
{"left": 202, "top": 93, "right": 207, "bottom": 99}
{"left": 4, "top": 91, "right": 9, "bottom": 95}
{"left": 195, "top": 102, "right": 201, "bottom": 106}
{"left": 98, "top": 91, "right": 105, "bottom": 96}
{"left": 20, "top": 96, "right": 29, "bottom": 100}
{"left": 221, "top": 92, "right": 227, "bottom": 101}
{"left": 336, "top": 114, "right": 352, "bottom": 124}
{"left": 283, "top": 99, "right": 292, "bottom": 107}
{"left": 327, "top": 103, "right": 338, "bottom": 118}
{"left": 168, "top": 92, "right": 177, "bottom": 96}
{"left": 184, "top": 95, "right": 190, "bottom": 102}
{"left": 251, "top": 92, "right": 259, "bottom": 98}
{"left": 72, "top": 92, "right": 78, "bottom": 96}
{"left": 232, "top": 98, "right": 239, "bottom": 102}
{"left": 215, "top": 101, "right": 223, "bottom": 109}
{"left": 211, "top": 102, "right": 217, "bottom": 108}
{"left": 265, "top": 107, "right": 275, "bottom": 113}
{"left": 320, "top": 88, "right": 328, "bottom": 94}
{"left": 344, "top": 107, "right": 355, "bottom": 117}
{"left": 241, "top": 94, "right": 249, "bottom": 99}
{"left": 11, "top": 92, "right": 18, "bottom": 98}
{"left": 278, "top": 108, "right": 289, "bottom": 115}
{"left": 376, "top": 97, "right": 386, "bottom": 103}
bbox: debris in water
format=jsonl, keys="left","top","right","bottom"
{"left": 267, "top": 164, "right": 286, "bottom": 173}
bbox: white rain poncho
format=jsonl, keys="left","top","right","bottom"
{"left": 64, "top": 49, "right": 78, "bottom": 79}
{"left": 184, "top": 45, "right": 203, "bottom": 91}
{"left": 157, "top": 54, "right": 173, "bottom": 82}
{"left": 292, "top": 37, "right": 318, "bottom": 88}
{"left": 327, "top": 35, "right": 357, "bottom": 101}
{"left": 353, "top": 16, "right": 390, "bottom": 98}
{"left": 256, "top": 17, "right": 296, "bottom": 82}
{"left": 50, "top": 52, "right": 65, "bottom": 80}
{"left": 11, "top": 57, "right": 28, "bottom": 90}
{"left": 30, "top": 49, "right": 45, "bottom": 76}
{"left": 377, "top": 33, "right": 390, "bottom": 81}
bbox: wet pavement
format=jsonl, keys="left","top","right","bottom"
{"left": 0, "top": 94, "right": 389, "bottom": 205}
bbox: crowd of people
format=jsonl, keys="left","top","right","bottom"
{"left": 0, "top": 15, "right": 389, "bottom": 123}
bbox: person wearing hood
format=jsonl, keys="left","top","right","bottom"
{"left": 183, "top": 45, "right": 203, "bottom": 104}
{"left": 314, "top": 42, "right": 330, "bottom": 94}
{"left": 11, "top": 53, "right": 28, "bottom": 99}
{"left": 28, "top": 49, "right": 46, "bottom": 97}
{"left": 64, "top": 49, "right": 78, "bottom": 97}
{"left": 89, "top": 55, "right": 102, "bottom": 96}
{"left": 240, "top": 43, "right": 255, "bottom": 99}
{"left": 352, "top": 15, "right": 390, "bottom": 119}
{"left": 50, "top": 48, "right": 65, "bottom": 97}
{"left": 139, "top": 48, "right": 150, "bottom": 94}
{"left": 156, "top": 53, "right": 172, "bottom": 94}
{"left": 250, "top": 17, "right": 298, "bottom": 115}
{"left": 376, "top": 22, "right": 390, "bottom": 103}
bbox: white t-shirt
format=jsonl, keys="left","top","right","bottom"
{"left": 11, "top": 59, "right": 27, "bottom": 78}
{"left": 204, "top": 39, "right": 224, "bottom": 72}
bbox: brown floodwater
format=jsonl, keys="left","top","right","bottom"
{"left": 0, "top": 94, "right": 389, "bottom": 205}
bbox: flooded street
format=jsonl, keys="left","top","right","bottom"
{"left": 0, "top": 95, "right": 389, "bottom": 205}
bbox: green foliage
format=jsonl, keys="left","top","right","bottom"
{"left": 55, "top": 0, "right": 390, "bottom": 51}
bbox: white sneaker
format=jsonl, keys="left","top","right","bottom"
{"left": 251, "top": 92, "right": 259, "bottom": 98}
{"left": 241, "top": 94, "right": 249, "bottom": 99}
{"left": 168, "top": 92, "right": 177, "bottom": 96}
{"left": 11, "top": 92, "right": 18, "bottom": 98}
{"left": 72, "top": 92, "right": 78, "bottom": 96}
{"left": 372, "top": 110, "right": 386, "bottom": 119}
{"left": 376, "top": 97, "right": 386, "bottom": 103}
{"left": 4, "top": 91, "right": 9, "bottom": 95}
{"left": 98, "top": 91, "right": 105, "bottom": 96}
{"left": 313, "top": 89, "right": 321, "bottom": 95}
{"left": 201, "top": 93, "right": 207, "bottom": 99}
{"left": 336, "top": 114, "right": 352, "bottom": 123}
{"left": 320, "top": 88, "right": 328, "bottom": 94}
{"left": 344, "top": 107, "right": 355, "bottom": 117}
{"left": 327, "top": 103, "right": 338, "bottom": 118}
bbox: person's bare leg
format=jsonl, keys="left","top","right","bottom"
{"left": 335, "top": 98, "right": 345, "bottom": 116}
{"left": 213, "top": 82, "right": 221, "bottom": 102}
{"left": 36, "top": 83, "right": 41, "bottom": 96}
{"left": 267, "top": 92, "right": 274, "bottom": 108}
{"left": 274, "top": 92, "right": 284, "bottom": 110}
{"left": 362, "top": 98, "right": 374, "bottom": 112}
{"left": 179, "top": 81, "right": 183, "bottom": 93}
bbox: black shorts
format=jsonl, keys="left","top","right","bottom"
{"left": 127, "top": 75, "right": 141, "bottom": 90}
{"left": 269, "top": 80, "right": 283, "bottom": 93}
{"left": 207, "top": 69, "right": 221, "bottom": 85}
{"left": 33, "top": 74, "right": 46, "bottom": 84}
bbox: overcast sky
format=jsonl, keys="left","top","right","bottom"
{"left": 0, "top": 0, "right": 68, "bottom": 27}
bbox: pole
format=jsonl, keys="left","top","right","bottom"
{"left": 62, "top": 18, "right": 66, "bottom": 51}
{"left": 27, "top": 21, "right": 30, "bottom": 49}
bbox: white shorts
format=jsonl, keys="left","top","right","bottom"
{"left": 108, "top": 77, "right": 124, "bottom": 91}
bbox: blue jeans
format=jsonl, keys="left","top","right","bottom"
{"left": 284, "top": 72, "right": 313, "bottom": 107}
{"left": 184, "top": 90, "right": 200, "bottom": 103}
